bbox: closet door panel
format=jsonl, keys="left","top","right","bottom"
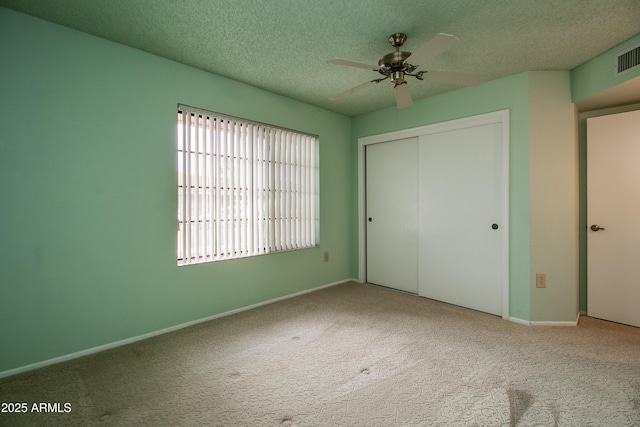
{"left": 418, "top": 123, "right": 504, "bottom": 316}
{"left": 366, "top": 138, "right": 419, "bottom": 293}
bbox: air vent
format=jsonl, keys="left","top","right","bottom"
{"left": 615, "top": 43, "right": 640, "bottom": 76}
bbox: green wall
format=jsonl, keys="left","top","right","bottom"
{"left": 351, "top": 73, "right": 531, "bottom": 321}
{"left": 0, "top": 8, "right": 352, "bottom": 373}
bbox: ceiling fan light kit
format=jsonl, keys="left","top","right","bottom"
{"left": 327, "top": 32, "right": 484, "bottom": 109}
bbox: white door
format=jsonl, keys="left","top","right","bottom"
{"left": 366, "top": 138, "right": 419, "bottom": 293}
{"left": 587, "top": 109, "right": 640, "bottom": 328}
{"left": 418, "top": 123, "right": 505, "bottom": 316}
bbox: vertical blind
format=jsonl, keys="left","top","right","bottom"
{"left": 177, "top": 105, "right": 319, "bottom": 265}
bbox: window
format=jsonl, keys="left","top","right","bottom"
{"left": 177, "top": 105, "right": 319, "bottom": 266}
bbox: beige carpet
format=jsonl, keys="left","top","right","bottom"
{"left": 1, "top": 281, "right": 639, "bottom": 426}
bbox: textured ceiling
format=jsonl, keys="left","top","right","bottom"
{"left": 1, "top": 0, "right": 639, "bottom": 116}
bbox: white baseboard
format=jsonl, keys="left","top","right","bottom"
{"left": 510, "top": 312, "right": 581, "bottom": 327}
{"left": 0, "top": 278, "right": 355, "bottom": 379}
{"left": 531, "top": 311, "right": 580, "bottom": 326}
{"left": 509, "top": 317, "right": 531, "bottom": 326}
{"left": 529, "top": 320, "right": 577, "bottom": 326}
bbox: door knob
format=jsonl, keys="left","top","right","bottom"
{"left": 491, "top": 224, "right": 499, "bottom": 230}
{"left": 368, "top": 217, "right": 373, "bottom": 222}
{"left": 590, "top": 224, "right": 605, "bottom": 231}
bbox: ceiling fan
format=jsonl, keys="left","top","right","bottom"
{"left": 327, "top": 33, "right": 484, "bottom": 108}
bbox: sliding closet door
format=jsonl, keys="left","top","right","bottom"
{"left": 418, "top": 123, "right": 505, "bottom": 316}
{"left": 366, "top": 138, "right": 419, "bottom": 293}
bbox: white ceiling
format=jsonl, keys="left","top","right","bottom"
{"left": 1, "top": 0, "right": 639, "bottom": 116}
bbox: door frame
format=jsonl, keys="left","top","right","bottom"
{"left": 358, "top": 110, "right": 510, "bottom": 319}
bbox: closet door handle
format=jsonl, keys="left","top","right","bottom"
{"left": 491, "top": 224, "right": 499, "bottom": 230}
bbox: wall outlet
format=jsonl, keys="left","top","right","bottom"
{"left": 536, "top": 273, "right": 546, "bottom": 288}
{"left": 323, "top": 251, "right": 329, "bottom": 262}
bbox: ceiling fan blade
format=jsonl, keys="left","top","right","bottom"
{"left": 407, "top": 33, "right": 460, "bottom": 67}
{"left": 326, "top": 58, "right": 380, "bottom": 71}
{"left": 394, "top": 83, "right": 413, "bottom": 108}
{"left": 419, "top": 71, "right": 485, "bottom": 86}
{"left": 329, "top": 80, "right": 379, "bottom": 101}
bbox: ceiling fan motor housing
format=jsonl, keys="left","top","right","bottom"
{"left": 379, "top": 51, "right": 412, "bottom": 69}
{"left": 381, "top": 32, "right": 414, "bottom": 83}
{"left": 379, "top": 50, "right": 414, "bottom": 83}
